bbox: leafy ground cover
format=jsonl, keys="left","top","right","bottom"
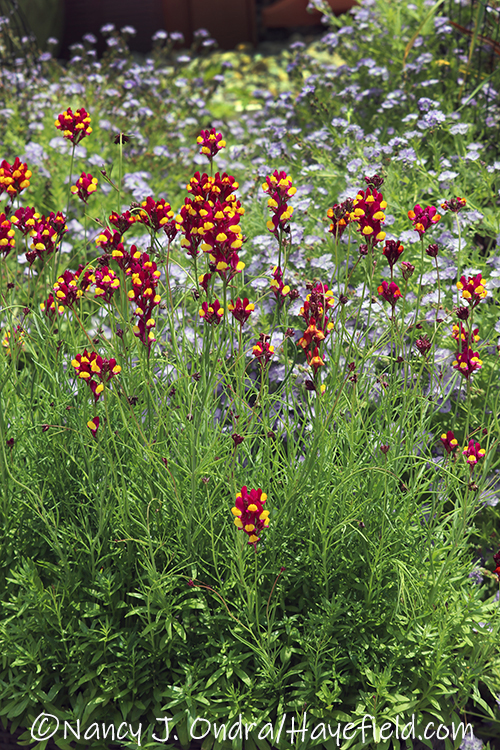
{"left": 1, "top": 1, "right": 500, "bottom": 749}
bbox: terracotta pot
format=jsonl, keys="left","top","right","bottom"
{"left": 261, "top": 0, "right": 356, "bottom": 28}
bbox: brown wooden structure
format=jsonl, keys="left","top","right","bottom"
{"left": 61, "top": 0, "right": 356, "bottom": 55}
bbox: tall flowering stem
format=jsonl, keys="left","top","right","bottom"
{"left": 126, "top": 251, "right": 162, "bottom": 359}
{"left": 327, "top": 198, "right": 353, "bottom": 292}
{"left": 298, "top": 283, "right": 335, "bottom": 393}
{"left": 425, "top": 243, "right": 441, "bottom": 322}
{"left": 441, "top": 197, "right": 466, "bottom": 305}
{"left": 262, "top": 170, "right": 296, "bottom": 273}
{"left": 407, "top": 204, "right": 441, "bottom": 326}
{"left": 453, "top": 274, "right": 488, "bottom": 439}
{"left": 0, "top": 157, "right": 32, "bottom": 211}
{"left": 349, "top": 180, "right": 388, "bottom": 335}
{"left": 197, "top": 128, "right": 226, "bottom": 177}
{"left": 138, "top": 196, "right": 178, "bottom": 307}
{"left": 231, "top": 486, "right": 270, "bottom": 550}
{"left": 55, "top": 107, "right": 92, "bottom": 268}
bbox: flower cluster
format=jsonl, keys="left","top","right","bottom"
{"left": 186, "top": 171, "right": 239, "bottom": 203}
{"left": 298, "top": 283, "right": 335, "bottom": 378}
{"left": 408, "top": 204, "right": 441, "bottom": 237}
{"left": 177, "top": 169, "right": 244, "bottom": 280}
{"left": 0, "top": 213, "right": 16, "bottom": 258}
{"left": 177, "top": 166, "right": 245, "bottom": 282}
{"left": 40, "top": 293, "right": 65, "bottom": 319}
{"left": 231, "top": 486, "right": 270, "bottom": 548}
{"left": 199, "top": 299, "right": 224, "bottom": 325}
{"left": 441, "top": 197, "right": 466, "bottom": 213}
{"left": 54, "top": 107, "right": 92, "bottom": 144}
{"left": 197, "top": 128, "right": 226, "bottom": 160}
{"left": 440, "top": 430, "right": 458, "bottom": 454}
{"left": 253, "top": 334, "right": 274, "bottom": 367}
{"left": 349, "top": 187, "right": 387, "bottom": 245}
{"left": 20, "top": 211, "right": 67, "bottom": 265}
{"left": 452, "top": 347, "right": 483, "bottom": 379}
{"left": 451, "top": 323, "right": 480, "bottom": 348}
{"left": 307, "top": 347, "right": 325, "bottom": 375}
{"left": 126, "top": 252, "right": 161, "bottom": 350}
{"left": 1, "top": 327, "right": 25, "bottom": 357}
{"left": 327, "top": 200, "right": 352, "bottom": 240}
{"left": 462, "top": 439, "right": 486, "bottom": 467}
{"left": 10, "top": 206, "right": 38, "bottom": 235}
{"left": 377, "top": 280, "right": 402, "bottom": 307}
{"left": 53, "top": 265, "right": 86, "bottom": 308}
{"left": 138, "top": 197, "right": 178, "bottom": 240}
{"left": 95, "top": 213, "right": 145, "bottom": 270}
{"left": 71, "top": 172, "right": 98, "bottom": 203}
{"left": 270, "top": 265, "right": 290, "bottom": 301}
{"left": 108, "top": 210, "right": 138, "bottom": 235}
{"left": 451, "top": 279, "right": 485, "bottom": 379}
{"left": 456, "top": 273, "right": 487, "bottom": 308}
{"left": 382, "top": 239, "right": 404, "bottom": 269}
{"left": 228, "top": 297, "right": 254, "bottom": 325}
{"left": 198, "top": 202, "right": 245, "bottom": 280}
{"left": 86, "top": 265, "right": 120, "bottom": 303}
{"left": 262, "top": 170, "right": 296, "bottom": 238}
{"left": 415, "top": 334, "right": 432, "bottom": 356}
{"left": 96, "top": 227, "right": 129, "bottom": 266}
{"left": 0, "top": 157, "right": 32, "bottom": 200}
{"left": 71, "top": 349, "right": 121, "bottom": 402}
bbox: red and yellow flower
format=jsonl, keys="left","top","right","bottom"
{"left": 108, "top": 210, "right": 139, "bottom": 236}
{"left": 440, "top": 430, "right": 458, "bottom": 454}
{"left": 462, "top": 439, "right": 486, "bottom": 467}
{"left": 87, "top": 265, "right": 120, "bottom": 303}
{"left": 1, "top": 327, "right": 25, "bottom": 357}
{"left": 253, "top": 336, "right": 274, "bottom": 366}
{"left": 71, "top": 349, "right": 121, "bottom": 402}
{"left": 270, "top": 265, "right": 290, "bottom": 300}
{"left": 456, "top": 273, "right": 487, "bottom": 308}
{"left": 40, "top": 293, "right": 65, "bottom": 318}
{"left": 55, "top": 107, "right": 92, "bottom": 144}
{"left": 25, "top": 211, "right": 67, "bottom": 265}
{"left": 53, "top": 266, "right": 86, "bottom": 308}
{"left": 262, "top": 170, "right": 296, "bottom": 238}
{"left": 126, "top": 252, "right": 162, "bottom": 350}
{"left": 382, "top": 240, "right": 404, "bottom": 269}
{"left": 231, "top": 486, "right": 270, "bottom": 548}
{"left": 451, "top": 323, "right": 480, "bottom": 348}
{"left": 452, "top": 347, "right": 483, "bottom": 379}
{"left": 377, "top": 280, "right": 402, "bottom": 306}
{"left": 350, "top": 187, "right": 387, "bottom": 245}
{"left": 71, "top": 172, "right": 98, "bottom": 203}
{"left": 138, "top": 196, "right": 178, "bottom": 240}
{"left": 408, "top": 204, "right": 441, "bottom": 237}
{"left": 197, "top": 128, "right": 226, "bottom": 160}
{"left": 0, "top": 157, "right": 32, "bottom": 200}
{"left": 199, "top": 299, "right": 224, "bottom": 325}
{"left": 0, "top": 213, "right": 16, "bottom": 257}
{"left": 87, "top": 417, "right": 100, "bottom": 438}
{"left": 307, "top": 346, "right": 325, "bottom": 375}
{"left": 327, "top": 201, "right": 351, "bottom": 240}
{"left": 228, "top": 297, "right": 254, "bottom": 325}
{"left": 441, "top": 197, "right": 466, "bottom": 213}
